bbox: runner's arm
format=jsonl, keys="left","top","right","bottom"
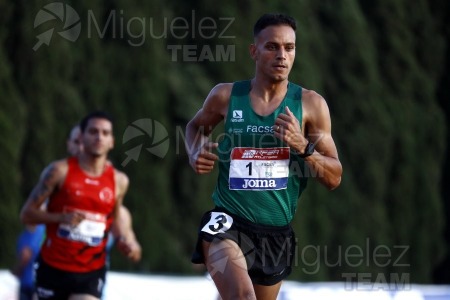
{"left": 301, "top": 91, "right": 342, "bottom": 189}
{"left": 185, "top": 83, "right": 231, "bottom": 174}
{"left": 20, "top": 160, "right": 85, "bottom": 225}
{"left": 112, "top": 171, "right": 141, "bottom": 262}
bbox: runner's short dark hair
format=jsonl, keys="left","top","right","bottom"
{"left": 79, "top": 111, "right": 114, "bottom": 133}
{"left": 253, "top": 13, "right": 297, "bottom": 37}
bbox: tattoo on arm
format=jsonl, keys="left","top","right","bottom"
{"left": 29, "top": 164, "right": 58, "bottom": 205}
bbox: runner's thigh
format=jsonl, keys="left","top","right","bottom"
{"left": 203, "top": 239, "right": 256, "bottom": 300}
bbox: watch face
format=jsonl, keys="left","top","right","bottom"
{"left": 306, "top": 142, "right": 315, "bottom": 154}
{"left": 299, "top": 141, "right": 314, "bottom": 157}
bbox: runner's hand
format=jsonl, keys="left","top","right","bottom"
{"left": 116, "top": 237, "right": 142, "bottom": 262}
{"left": 273, "top": 106, "right": 308, "bottom": 152}
{"left": 190, "top": 142, "right": 219, "bottom": 174}
{"left": 60, "top": 212, "right": 85, "bottom": 227}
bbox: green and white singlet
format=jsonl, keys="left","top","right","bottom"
{"left": 212, "top": 80, "right": 309, "bottom": 226}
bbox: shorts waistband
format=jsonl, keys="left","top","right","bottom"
{"left": 213, "top": 206, "right": 291, "bottom": 233}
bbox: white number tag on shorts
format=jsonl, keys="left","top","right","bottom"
{"left": 201, "top": 212, "right": 234, "bottom": 235}
{"left": 229, "top": 147, "right": 290, "bottom": 190}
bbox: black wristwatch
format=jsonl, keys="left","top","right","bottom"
{"left": 298, "top": 141, "right": 315, "bottom": 158}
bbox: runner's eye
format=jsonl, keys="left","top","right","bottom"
{"left": 286, "top": 45, "right": 295, "bottom": 51}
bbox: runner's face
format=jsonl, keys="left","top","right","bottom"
{"left": 251, "top": 25, "right": 296, "bottom": 82}
{"left": 82, "top": 118, "right": 114, "bottom": 157}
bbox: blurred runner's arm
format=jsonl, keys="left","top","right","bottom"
{"left": 20, "top": 160, "right": 85, "bottom": 226}
{"left": 112, "top": 171, "right": 142, "bottom": 262}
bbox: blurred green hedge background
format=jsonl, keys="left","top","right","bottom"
{"left": 0, "top": 0, "right": 449, "bottom": 284}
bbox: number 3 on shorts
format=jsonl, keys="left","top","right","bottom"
{"left": 201, "top": 212, "right": 234, "bottom": 235}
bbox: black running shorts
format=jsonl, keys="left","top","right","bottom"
{"left": 192, "top": 207, "right": 296, "bottom": 286}
{"left": 35, "top": 257, "right": 106, "bottom": 299}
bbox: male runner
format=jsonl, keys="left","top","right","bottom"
{"left": 20, "top": 111, "right": 140, "bottom": 299}
{"left": 186, "top": 13, "right": 342, "bottom": 300}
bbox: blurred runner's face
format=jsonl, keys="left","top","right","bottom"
{"left": 82, "top": 118, "right": 114, "bottom": 157}
{"left": 67, "top": 127, "right": 83, "bottom": 156}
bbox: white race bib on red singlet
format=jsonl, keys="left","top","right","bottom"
{"left": 57, "top": 207, "right": 106, "bottom": 246}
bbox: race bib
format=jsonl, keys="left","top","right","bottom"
{"left": 201, "top": 212, "right": 234, "bottom": 235}
{"left": 57, "top": 208, "right": 107, "bottom": 246}
{"left": 229, "top": 147, "right": 290, "bottom": 190}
